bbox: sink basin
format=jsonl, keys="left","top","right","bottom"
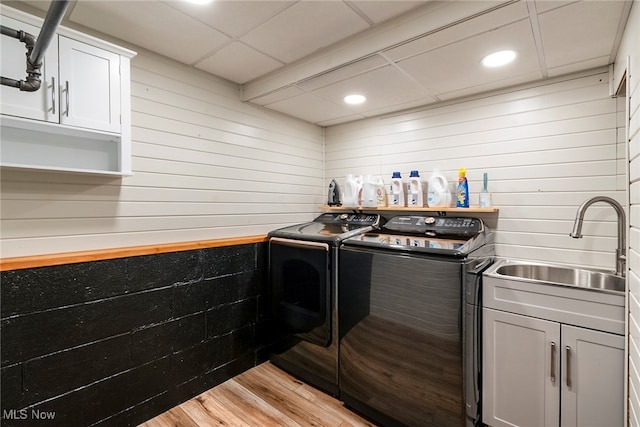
{"left": 492, "top": 262, "right": 625, "bottom": 294}
{"left": 484, "top": 259, "right": 626, "bottom": 334}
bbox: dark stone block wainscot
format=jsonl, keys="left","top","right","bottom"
{"left": 0, "top": 242, "right": 268, "bottom": 427}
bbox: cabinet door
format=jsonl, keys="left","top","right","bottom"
{"left": 483, "top": 308, "right": 560, "bottom": 427}
{"left": 58, "top": 36, "right": 120, "bottom": 132}
{"left": 561, "top": 325, "right": 624, "bottom": 427}
{"left": 0, "top": 15, "right": 58, "bottom": 122}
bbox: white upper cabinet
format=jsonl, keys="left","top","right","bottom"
{"left": 0, "top": 5, "right": 136, "bottom": 176}
{"left": 58, "top": 36, "right": 121, "bottom": 133}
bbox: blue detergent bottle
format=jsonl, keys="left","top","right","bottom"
{"left": 456, "top": 168, "right": 469, "bottom": 208}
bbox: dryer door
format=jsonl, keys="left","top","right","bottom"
{"left": 269, "top": 238, "right": 331, "bottom": 347}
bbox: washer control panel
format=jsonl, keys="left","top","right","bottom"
{"left": 384, "top": 216, "right": 482, "bottom": 237}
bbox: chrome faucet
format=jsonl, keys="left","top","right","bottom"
{"left": 570, "top": 196, "right": 626, "bottom": 277}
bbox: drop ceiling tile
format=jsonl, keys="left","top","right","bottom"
{"left": 5, "top": 0, "right": 50, "bottom": 13}
{"left": 534, "top": 0, "right": 578, "bottom": 14}
{"left": 547, "top": 56, "right": 611, "bottom": 78}
{"left": 249, "top": 86, "right": 307, "bottom": 106}
{"left": 396, "top": 19, "right": 540, "bottom": 97}
{"left": 438, "top": 71, "right": 543, "bottom": 100}
{"left": 164, "top": 1, "right": 292, "bottom": 38}
{"left": 318, "top": 114, "right": 368, "bottom": 127}
{"left": 359, "top": 97, "right": 439, "bottom": 118}
{"left": 240, "top": 1, "right": 370, "bottom": 64}
{"left": 195, "top": 42, "right": 282, "bottom": 84}
{"left": 297, "top": 55, "right": 389, "bottom": 91}
{"left": 69, "top": 1, "right": 230, "bottom": 64}
{"left": 311, "top": 65, "right": 429, "bottom": 114}
{"left": 537, "top": 1, "right": 626, "bottom": 69}
{"left": 265, "top": 92, "right": 357, "bottom": 124}
{"left": 385, "top": 1, "right": 529, "bottom": 62}
{"left": 349, "top": 0, "right": 430, "bottom": 24}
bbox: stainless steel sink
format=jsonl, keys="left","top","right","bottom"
{"left": 491, "top": 261, "right": 625, "bottom": 294}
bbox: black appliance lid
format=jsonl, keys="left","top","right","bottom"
{"left": 342, "top": 215, "right": 489, "bottom": 256}
{"left": 268, "top": 213, "right": 383, "bottom": 243}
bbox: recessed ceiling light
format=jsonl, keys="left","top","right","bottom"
{"left": 344, "top": 94, "right": 366, "bottom": 105}
{"left": 481, "top": 50, "right": 517, "bottom": 68}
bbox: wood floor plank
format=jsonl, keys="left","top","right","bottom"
{"left": 233, "top": 371, "right": 345, "bottom": 426}
{"left": 206, "top": 381, "right": 301, "bottom": 427}
{"left": 237, "top": 366, "right": 376, "bottom": 427}
{"left": 139, "top": 406, "right": 201, "bottom": 427}
{"left": 139, "top": 362, "right": 377, "bottom": 427}
{"left": 181, "top": 391, "right": 248, "bottom": 426}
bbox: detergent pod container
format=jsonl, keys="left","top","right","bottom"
{"left": 374, "top": 176, "right": 387, "bottom": 207}
{"left": 343, "top": 174, "right": 360, "bottom": 207}
{"left": 427, "top": 169, "right": 451, "bottom": 208}
{"left": 408, "top": 170, "right": 424, "bottom": 207}
{"left": 390, "top": 172, "right": 405, "bottom": 207}
{"left": 361, "top": 175, "right": 377, "bottom": 208}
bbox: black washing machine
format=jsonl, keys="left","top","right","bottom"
{"left": 338, "top": 215, "right": 493, "bottom": 427}
{"left": 268, "top": 212, "right": 382, "bottom": 396}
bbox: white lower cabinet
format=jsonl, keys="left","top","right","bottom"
{"left": 560, "top": 325, "right": 624, "bottom": 427}
{"left": 483, "top": 308, "right": 624, "bottom": 427}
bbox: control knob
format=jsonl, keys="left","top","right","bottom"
{"left": 424, "top": 217, "right": 436, "bottom": 224}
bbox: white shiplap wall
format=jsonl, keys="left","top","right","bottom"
{"left": 629, "top": 66, "right": 640, "bottom": 426}
{"left": 325, "top": 68, "right": 625, "bottom": 271}
{"left": 618, "top": 1, "right": 640, "bottom": 425}
{"left": 0, "top": 49, "right": 324, "bottom": 258}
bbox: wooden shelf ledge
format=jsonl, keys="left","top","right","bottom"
{"left": 0, "top": 235, "right": 268, "bottom": 271}
{"left": 319, "top": 205, "right": 499, "bottom": 213}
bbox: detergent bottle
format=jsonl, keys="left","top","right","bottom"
{"left": 456, "top": 168, "right": 469, "bottom": 208}
{"left": 390, "top": 172, "right": 405, "bottom": 206}
{"left": 427, "top": 170, "right": 450, "bottom": 207}
{"left": 408, "top": 170, "right": 424, "bottom": 207}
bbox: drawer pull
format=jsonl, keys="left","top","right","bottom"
{"left": 566, "top": 346, "right": 572, "bottom": 389}
{"left": 65, "top": 80, "right": 70, "bottom": 116}
{"left": 550, "top": 342, "right": 557, "bottom": 384}
{"left": 51, "top": 77, "right": 56, "bottom": 114}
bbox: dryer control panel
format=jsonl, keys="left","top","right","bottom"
{"left": 313, "top": 213, "right": 381, "bottom": 226}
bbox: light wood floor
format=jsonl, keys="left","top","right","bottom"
{"left": 139, "top": 362, "right": 378, "bottom": 427}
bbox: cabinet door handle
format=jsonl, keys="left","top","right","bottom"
{"left": 51, "top": 77, "right": 56, "bottom": 115}
{"left": 566, "top": 345, "right": 572, "bottom": 389}
{"left": 65, "top": 80, "right": 70, "bottom": 117}
{"left": 550, "top": 342, "right": 556, "bottom": 384}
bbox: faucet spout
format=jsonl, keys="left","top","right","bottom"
{"left": 570, "top": 196, "right": 626, "bottom": 277}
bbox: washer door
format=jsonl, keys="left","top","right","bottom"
{"left": 269, "top": 238, "right": 331, "bottom": 347}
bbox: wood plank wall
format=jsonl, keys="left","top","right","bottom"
{"left": 0, "top": 49, "right": 324, "bottom": 258}
{"left": 324, "top": 68, "right": 626, "bottom": 271}
{"left": 620, "top": 2, "right": 640, "bottom": 425}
